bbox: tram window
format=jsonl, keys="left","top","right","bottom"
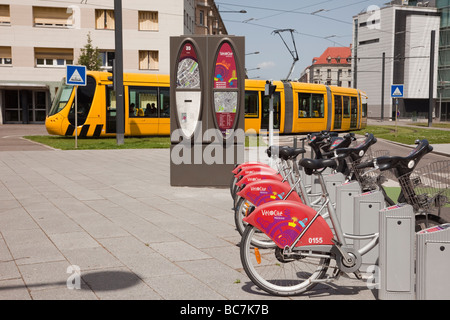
{"left": 343, "top": 96, "right": 350, "bottom": 118}
{"left": 67, "top": 76, "right": 96, "bottom": 126}
{"left": 362, "top": 103, "right": 368, "bottom": 117}
{"left": 49, "top": 84, "right": 73, "bottom": 116}
{"left": 298, "top": 93, "right": 324, "bottom": 118}
{"left": 298, "top": 93, "right": 309, "bottom": 118}
{"left": 129, "top": 86, "right": 158, "bottom": 117}
{"left": 245, "top": 91, "right": 259, "bottom": 118}
{"left": 311, "top": 94, "right": 324, "bottom": 118}
{"left": 160, "top": 87, "right": 170, "bottom": 118}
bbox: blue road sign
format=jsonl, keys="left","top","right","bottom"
{"left": 391, "top": 84, "right": 404, "bottom": 98}
{"left": 66, "top": 65, "right": 87, "bottom": 86}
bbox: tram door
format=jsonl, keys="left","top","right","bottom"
{"left": 333, "top": 95, "right": 342, "bottom": 130}
{"left": 350, "top": 96, "right": 358, "bottom": 129}
{"left": 261, "top": 91, "right": 281, "bottom": 131}
{"left": 105, "top": 86, "right": 116, "bottom": 133}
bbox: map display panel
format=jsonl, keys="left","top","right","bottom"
{"left": 177, "top": 42, "right": 200, "bottom": 89}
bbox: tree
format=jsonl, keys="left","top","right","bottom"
{"left": 77, "top": 32, "right": 102, "bottom": 71}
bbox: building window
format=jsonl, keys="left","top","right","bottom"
{"left": 0, "top": 5, "right": 10, "bottom": 25}
{"left": 100, "top": 51, "right": 115, "bottom": 68}
{"left": 327, "top": 69, "right": 331, "bottom": 78}
{"left": 358, "top": 38, "right": 380, "bottom": 46}
{"left": 199, "top": 10, "right": 204, "bottom": 26}
{"left": 139, "top": 11, "right": 158, "bottom": 31}
{"left": 95, "top": 9, "right": 114, "bottom": 29}
{"left": 33, "top": 6, "right": 73, "bottom": 27}
{"left": 0, "top": 46, "right": 12, "bottom": 65}
{"left": 139, "top": 50, "right": 159, "bottom": 70}
{"left": 35, "top": 48, "right": 73, "bottom": 67}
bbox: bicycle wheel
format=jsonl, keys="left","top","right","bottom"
{"left": 234, "top": 197, "right": 252, "bottom": 236}
{"left": 230, "top": 175, "right": 237, "bottom": 198}
{"left": 415, "top": 214, "right": 448, "bottom": 232}
{"left": 240, "top": 225, "right": 330, "bottom": 296}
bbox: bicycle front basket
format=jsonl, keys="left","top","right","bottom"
{"left": 352, "top": 150, "right": 391, "bottom": 191}
{"left": 398, "top": 160, "right": 450, "bottom": 211}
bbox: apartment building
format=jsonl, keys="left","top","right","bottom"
{"left": 300, "top": 46, "right": 352, "bottom": 88}
{"left": 0, "top": 0, "right": 226, "bottom": 124}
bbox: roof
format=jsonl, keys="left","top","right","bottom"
{"left": 312, "top": 47, "right": 351, "bottom": 65}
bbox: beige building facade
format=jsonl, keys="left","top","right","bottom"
{"left": 0, "top": 0, "right": 226, "bottom": 124}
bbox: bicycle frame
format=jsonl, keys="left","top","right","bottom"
{"left": 243, "top": 169, "right": 380, "bottom": 271}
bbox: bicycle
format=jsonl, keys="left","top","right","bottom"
{"left": 230, "top": 131, "right": 354, "bottom": 202}
{"left": 234, "top": 133, "right": 377, "bottom": 237}
{"left": 239, "top": 139, "right": 449, "bottom": 296}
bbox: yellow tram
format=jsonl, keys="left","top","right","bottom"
{"left": 45, "top": 71, "right": 367, "bottom": 137}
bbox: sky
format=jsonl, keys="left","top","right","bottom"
{"left": 216, "top": 0, "right": 390, "bottom": 81}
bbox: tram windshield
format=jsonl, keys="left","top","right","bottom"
{"left": 49, "top": 81, "right": 74, "bottom": 116}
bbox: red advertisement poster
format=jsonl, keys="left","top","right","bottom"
{"left": 214, "top": 42, "right": 237, "bottom": 89}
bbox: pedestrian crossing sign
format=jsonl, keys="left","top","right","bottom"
{"left": 391, "top": 84, "right": 404, "bottom": 98}
{"left": 66, "top": 65, "right": 87, "bottom": 86}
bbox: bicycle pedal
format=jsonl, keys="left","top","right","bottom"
{"left": 353, "top": 270, "right": 362, "bottom": 280}
{"left": 332, "top": 267, "right": 341, "bottom": 280}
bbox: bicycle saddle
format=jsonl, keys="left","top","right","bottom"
{"left": 323, "top": 132, "right": 356, "bottom": 153}
{"left": 323, "top": 133, "right": 376, "bottom": 160}
{"left": 266, "top": 145, "right": 289, "bottom": 158}
{"left": 279, "top": 146, "right": 306, "bottom": 160}
{"left": 299, "top": 158, "right": 338, "bottom": 175}
{"left": 356, "top": 139, "right": 433, "bottom": 177}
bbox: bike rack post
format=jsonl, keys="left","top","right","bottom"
{"left": 335, "top": 181, "right": 362, "bottom": 242}
{"left": 378, "top": 203, "right": 415, "bottom": 300}
{"left": 353, "top": 190, "right": 385, "bottom": 268}
{"left": 416, "top": 223, "right": 450, "bottom": 300}
{"left": 311, "top": 171, "right": 345, "bottom": 204}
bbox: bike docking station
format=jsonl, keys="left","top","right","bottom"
{"left": 169, "top": 35, "right": 245, "bottom": 187}
{"left": 333, "top": 183, "right": 386, "bottom": 269}
{"left": 379, "top": 203, "right": 416, "bottom": 300}
{"left": 416, "top": 223, "right": 450, "bottom": 300}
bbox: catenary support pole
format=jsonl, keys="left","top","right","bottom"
{"left": 114, "top": 0, "right": 125, "bottom": 145}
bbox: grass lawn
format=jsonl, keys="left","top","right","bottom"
{"left": 353, "top": 125, "right": 450, "bottom": 145}
{"left": 383, "top": 186, "right": 401, "bottom": 203}
{"left": 25, "top": 135, "right": 171, "bottom": 150}
{"left": 25, "top": 123, "right": 450, "bottom": 150}
{"left": 408, "top": 122, "right": 450, "bottom": 129}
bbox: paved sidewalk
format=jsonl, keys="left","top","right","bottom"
{"left": 0, "top": 149, "right": 376, "bottom": 300}
{"left": 0, "top": 123, "right": 449, "bottom": 300}
{"left": 0, "top": 124, "right": 52, "bottom": 151}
